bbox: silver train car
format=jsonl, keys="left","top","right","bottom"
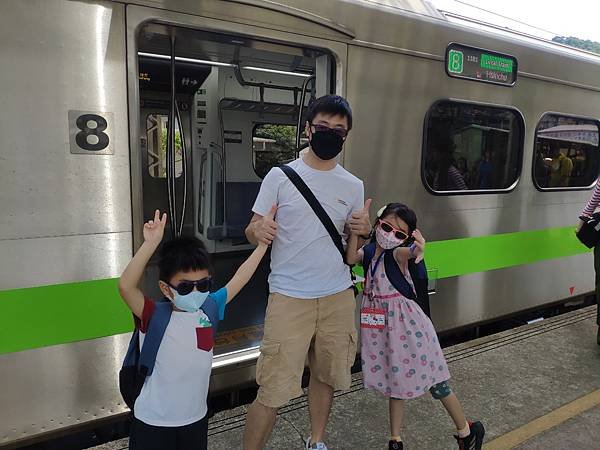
{"left": 1, "top": 0, "right": 598, "bottom": 446}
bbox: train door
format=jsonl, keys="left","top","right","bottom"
{"left": 127, "top": 7, "right": 345, "bottom": 368}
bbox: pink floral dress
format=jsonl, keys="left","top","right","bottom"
{"left": 361, "top": 252, "right": 451, "bottom": 399}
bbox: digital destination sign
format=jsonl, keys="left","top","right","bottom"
{"left": 445, "top": 43, "right": 518, "bottom": 86}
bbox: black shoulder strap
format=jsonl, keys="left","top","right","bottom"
{"left": 407, "top": 259, "right": 432, "bottom": 319}
{"left": 383, "top": 250, "right": 417, "bottom": 301}
{"left": 280, "top": 165, "right": 347, "bottom": 264}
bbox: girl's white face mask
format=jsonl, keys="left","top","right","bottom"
{"left": 375, "top": 225, "right": 405, "bottom": 250}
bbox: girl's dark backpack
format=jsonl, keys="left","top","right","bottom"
{"left": 362, "top": 243, "right": 431, "bottom": 318}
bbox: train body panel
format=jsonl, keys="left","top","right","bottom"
{"left": 1, "top": 0, "right": 598, "bottom": 446}
{"left": 0, "top": 0, "right": 132, "bottom": 289}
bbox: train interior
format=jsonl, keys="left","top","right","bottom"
{"left": 533, "top": 114, "right": 600, "bottom": 189}
{"left": 137, "top": 24, "right": 333, "bottom": 356}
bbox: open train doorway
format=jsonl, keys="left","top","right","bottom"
{"left": 136, "top": 23, "right": 335, "bottom": 359}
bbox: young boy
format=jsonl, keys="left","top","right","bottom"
{"left": 118, "top": 208, "right": 273, "bottom": 449}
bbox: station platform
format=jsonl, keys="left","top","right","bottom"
{"left": 93, "top": 306, "right": 600, "bottom": 450}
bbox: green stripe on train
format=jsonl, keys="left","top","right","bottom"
{"left": 0, "top": 225, "right": 590, "bottom": 354}
{"left": 0, "top": 278, "right": 133, "bottom": 354}
{"left": 426, "top": 225, "right": 589, "bottom": 279}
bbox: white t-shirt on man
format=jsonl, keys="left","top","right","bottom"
{"left": 252, "top": 157, "right": 364, "bottom": 298}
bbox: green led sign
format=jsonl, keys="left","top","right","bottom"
{"left": 445, "top": 43, "right": 518, "bottom": 86}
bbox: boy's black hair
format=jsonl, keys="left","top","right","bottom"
{"left": 377, "top": 203, "right": 417, "bottom": 233}
{"left": 306, "top": 95, "right": 353, "bottom": 131}
{"left": 158, "top": 236, "right": 212, "bottom": 282}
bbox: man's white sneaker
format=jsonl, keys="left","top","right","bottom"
{"left": 305, "top": 436, "right": 328, "bottom": 450}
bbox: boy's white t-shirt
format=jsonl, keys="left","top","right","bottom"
{"left": 252, "top": 158, "right": 364, "bottom": 298}
{"left": 133, "top": 288, "right": 227, "bottom": 427}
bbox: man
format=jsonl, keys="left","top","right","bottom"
{"left": 243, "top": 95, "right": 371, "bottom": 450}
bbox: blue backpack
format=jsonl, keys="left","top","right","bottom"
{"left": 362, "top": 243, "right": 431, "bottom": 318}
{"left": 119, "top": 297, "right": 220, "bottom": 410}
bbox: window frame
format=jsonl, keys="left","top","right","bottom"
{"left": 145, "top": 112, "right": 183, "bottom": 179}
{"left": 421, "top": 98, "right": 526, "bottom": 196}
{"left": 532, "top": 111, "right": 600, "bottom": 192}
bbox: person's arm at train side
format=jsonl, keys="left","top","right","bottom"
{"left": 226, "top": 205, "right": 276, "bottom": 303}
{"left": 118, "top": 209, "right": 167, "bottom": 319}
{"left": 578, "top": 182, "right": 600, "bottom": 231}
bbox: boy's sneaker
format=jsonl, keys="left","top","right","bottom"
{"left": 305, "top": 436, "right": 327, "bottom": 450}
{"left": 389, "top": 440, "right": 403, "bottom": 450}
{"left": 455, "top": 421, "right": 485, "bottom": 450}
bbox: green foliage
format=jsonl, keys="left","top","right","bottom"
{"left": 160, "top": 128, "right": 182, "bottom": 154}
{"left": 157, "top": 128, "right": 182, "bottom": 178}
{"left": 254, "top": 124, "right": 296, "bottom": 147}
{"left": 553, "top": 36, "right": 600, "bottom": 55}
{"left": 253, "top": 124, "right": 298, "bottom": 178}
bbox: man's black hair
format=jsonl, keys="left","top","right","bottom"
{"left": 378, "top": 203, "right": 417, "bottom": 233}
{"left": 158, "top": 236, "right": 212, "bottom": 282}
{"left": 306, "top": 95, "right": 353, "bottom": 130}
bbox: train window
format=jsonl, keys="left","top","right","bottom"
{"left": 533, "top": 114, "right": 600, "bottom": 190}
{"left": 146, "top": 114, "right": 182, "bottom": 178}
{"left": 423, "top": 100, "right": 524, "bottom": 193}
{"left": 252, "top": 124, "right": 302, "bottom": 178}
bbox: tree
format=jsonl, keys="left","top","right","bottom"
{"left": 158, "top": 128, "right": 182, "bottom": 178}
{"left": 552, "top": 36, "right": 600, "bottom": 55}
{"left": 253, "top": 124, "right": 299, "bottom": 177}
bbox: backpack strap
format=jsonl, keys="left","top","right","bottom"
{"left": 139, "top": 301, "right": 172, "bottom": 377}
{"left": 364, "top": 245, "right": 433, "bottom": 320}
{"left": 407, "top": 259, "right": 431, "bottom": 318}
{"left": 279, "top": 165, "right": 347, "bottom": 264}
{"left": 122, "top": 328, "right": 140, "bottom": 368}
{"left": 362, "top": 243, "right": 377, "bottom": 274}
{"left": 383, "top": 250, "right": 417, "bottom": 301}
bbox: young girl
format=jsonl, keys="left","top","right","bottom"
{"left": 347, "top": 203, "right": 485, "bottom": 450}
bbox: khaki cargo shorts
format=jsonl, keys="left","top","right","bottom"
{"left": 255, "top": 289, "right": 358, "bottom": 408}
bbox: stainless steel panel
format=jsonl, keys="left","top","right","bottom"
{"left": 431, "top": 254, "right": 595, "bottom": 331}
{"left": 0, "top": 335, "right": 263, "bottom": 446}
{"left": 0, "top": 335, "right": 131, "bottom": 447}
{"left": 0, "top": 0, "right": 130, "bottom": 241}
{"left": 344, "top": 44, "right": 600, "bottom": 228}
{"left": 0, "top": 232, "right": 132, "bottom": 291}
{"left": 119, "top": 1, "right": 600, "bottom": 91}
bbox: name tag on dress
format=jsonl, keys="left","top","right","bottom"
{"left": 360, "top": 307, "right": 386, "bottom": 329}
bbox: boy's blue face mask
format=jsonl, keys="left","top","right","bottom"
{"left": 171, "top": 289, "right": 210, "bottom": 312}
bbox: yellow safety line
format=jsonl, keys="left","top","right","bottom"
{"left": 484, "top": 389, "right": 600, "bottom": 449}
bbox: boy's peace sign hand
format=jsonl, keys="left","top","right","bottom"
{"left": 411, "top": 229, "right": 426, "bottom": 263}
{"left": 143, "top": 209, "right": 167, "bottom": 246}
